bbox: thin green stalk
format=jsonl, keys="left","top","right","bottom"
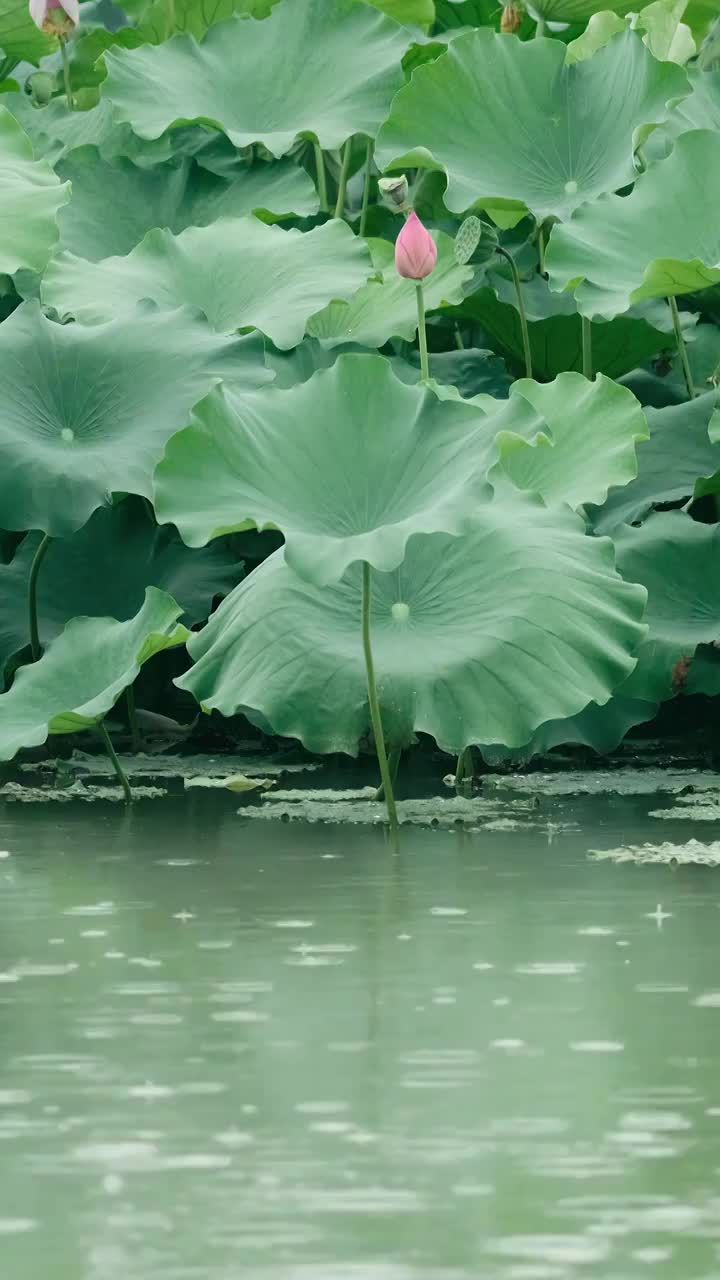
{"left": 454, "top": 324, "right": 465, "bottom": 351}
{"left": 581, "top": 315, "right": 593, "bottom": 380}
{"left": 166, "top": 0, "right": 176, "bottom": 35}
{"left": 362, "top": 562, "right": 398, "bottom": 832}
{"left": 669, "top": 296, "right": 695, "bottom": 400}
{"left": 97, "top": 720, "right": 132, "bottom": 805}
{"left": 416, "top": 282, "right": 429, "bottom": 381}
{"left": 59, "top": 36, "right": 73, "bottom": 110}
{"left": 359, "top": 137, "right": 373, "bottom": 238}
{"left": 126, "top": 685, "right": 142, "bottom": 755}
{"left": 496, "top": 245, "right": 532, "bottom": 379}
{"left": 314, "top": 141, "right": 328, "bottom": 213}
{"left": 537, "top": 222, "right": 546, "bottom": 274}
{"left": 535, "top": 14, "right": 546, "bottom": 37}
{"left": 0, "top": 55, "right": 18, "bottom": 80}
{"left": 334, "top": 138, "right": 352, "bottom": 220}
{"left": 455, "top": 746, "right": 473, "bottom": 787}
{"left": 374, "top": 747, "right": 401, "bottom": 802}
{"left": 28, "top": 534, "right": 52, "bottom": 661}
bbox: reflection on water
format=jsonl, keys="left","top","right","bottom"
{"left": 0, "top": 792, "right": 719, "bottom": 1278}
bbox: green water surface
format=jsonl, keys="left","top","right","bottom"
{"left": 0, "top": 793, "right": 719, "bottom": 1278}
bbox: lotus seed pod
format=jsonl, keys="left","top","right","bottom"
{"left": 500, "top": 3, "right": 523, "bottom": 33}
{"left": 394, "top": 211, "right": 437, "bottom": 280}
{"left": 454, "top": 216, "right": 483, "bottom": 266}
{"left": 379, "top": 175, "right": 410, "bottom": 210}
{"left": 28, "top": 0, "right": 80, "bottom": 34}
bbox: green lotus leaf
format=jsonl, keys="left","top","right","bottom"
{"left": 611, "top": 512, "right": 720, "bottom": 702}
{"left": 176, "top": 501, "right": 648, "bottom": 755}
{"left": 665, "top": 67, "right": 720, "bottom": 138}
{"left": 375, "top": 30, "right": 687, "bottom": 223}
{"left": 567, "top": 0, "right": 695, "bottom": 64}
{"left": 0, "top": 588, "right": 188, "bottom": 762}
{"left": 307, "top": 233, "right": 472, "bottom": 348}
{"left": 0, "top": 0, "right": 54, "bottom": 64}
{"left": 0, "top": 300, "right": 268, "bottom": 538}
{"left": 56, "top": 149, "right": 319, "bottom": 260}
{"left": 487, "top": 373, "right": 649, "bottom": 510}
{"left": 0, "top": 499, "right": 242, "bottom": 677}
{"left": 534, "top": 0, "right": 636, "bottom": 17}
{"left": 134, "top": 0, "right": 279, "bottom": 41}
{"left": 0, "top": 105, "right": 70, "bottom": 277}
{"left": 43, "top": 217, "right": 372, "bottom": 348}
{"left": 447, "top": 273, "right": 674, "bottom": 382}
{"left": 154, "top": 353, "right": 497, "bottom": 586}
{"left": 590, "top": 390, "right": 720, "bottom": 534}
{"left": 480, "top": 693, "right": 658, "bottom": 764}
{"left": 101, "top": 0, "right": 408, "bottom": 156}
{"left": 0, "top": 94, "right": 183, "bottom": 168}
{"left": 547, "top": 130, "right": 720, "bottom": 321}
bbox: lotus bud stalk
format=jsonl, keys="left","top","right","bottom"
{"left": 29, "top": 0, "right": 79, "bottom": 35}
{"left": 394, "top": 211, "right": 437, "bottom": 281}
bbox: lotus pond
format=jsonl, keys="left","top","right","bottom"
{"left": 2, "top": 775, "right": 720, "bottom": 1279}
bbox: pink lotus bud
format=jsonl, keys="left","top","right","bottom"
{"left": 29, "top": 0, "right": 79, "bottom": 34}
{"left": 394, "top": 212, "right": 438, "bottom": 281}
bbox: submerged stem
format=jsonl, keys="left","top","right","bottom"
{"left": 669, "top": 296, "right": 695, "bottom": 400}
{"left": 455, "top": 746, "right": 474, "bottom": 787}
{"left": 97, "top": 720, "right": 132, "bottom": 805}
{"left": 59, "top": 36, "right": 73, "bottom": 111}
{"left": 581, "top": 315, "right": 593, "bottom": 380}
{"left": 416, "top": 282, "right": 430, "bottom": 381}
{"left": 362, "top": 562, "right": 398, "bottom": 833}
{"left": 313, "top": 141, "right": 328, "bottom": 213}
{"left": 496, "top": 245, "right": 532, "bottom": 379}
{"left": 126, "top": 684, "right": 142, "bottom": 754}
{"left": 28, "top": 534, "right": 52, "bottom": 662}
{"left": 358, "top": 137, "right": 373, "bottom": 238}
{"left": 334, "top": 138, "right": 352, "bottom": 219}
{"left": 374, "top": 747, "right": 401, "bottom": 802}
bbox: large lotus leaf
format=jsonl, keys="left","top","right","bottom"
{"left": 447, "top": 274, "right": 673, "bottom": 382}
{"left": 154, "top": 353, "right": 497, "bottom": 587}
{"left": 547, "top": 130, "right": 720, "bottom": 321}
{"left": 567, "top": 0, "right": 695, "bottom": 64}
{"left": 0, "top": 499, "right": 242, "bottom": 677}
{"left": 307, "top": 233, "right": 472, "bottom": 348}
{"left": 486, "top": 373, "right": 649, "bottom": 510}
{"left": 134, "top": 0, "right": 279, "bottom": 40}
{"left": 0, "top": 300, "right": 268, "bottom": 539}
{"left": 0, "top": 94, "right": 182, "bottom": 169}
{"left": 590, "top": 391, "right": 720, "bottom": 534}
{"left": 663, "top": 67, "right": 720, "bottom": 139}
{"left": 614, "top": 512, "right": 720, "bottom": 702}
{"left": 56, "top": 149, "right": 319, "bottom": 260}
{"left": 0, "top": 0, "right": 54, "bottom": 63}
{"left": 101, "top": 0, "right": 408, "bottom": 156}
{"left": 175, "top": 502, "right": 648, "bottom": 755}
{"left": 0, "top": 105, "right": 70, "bottom": 276}
{"left": 480, "top": 692, "right": 658, "bottom": 764}
{"left": 0, "top": 589, "right": 188, "bottom": 762}
{"left": 375, "top": 30, "right": 687, "bottom": 223}
{"left": 43, "top": 217, "right": 372, "bottom": 348}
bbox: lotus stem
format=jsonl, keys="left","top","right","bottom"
{"left": 669, "top": 296, "right": 695, "bottom": 400}
{"left": 314, "top": 141, "right": 328, "bottom": 213}
{"left": 455, "top": 746, "right": 474, "bottom": 787}
{"left": 361, "top": 562, "right": 398, "bottom": 833}
{"left": 537, "top": 222, "right": 546, "bottom": 275}
{"left": 126, "top": 684, "right": 142, "bottom": 754}
{"left": 534, "top": 14, "right": 546, "bottom": 36}
{"left": 581, "top": 315, "right": 593, "bottom": 380}
{"left": 374, "top": 747, "right": 401, "bottom": 801}
{"left": 359, "top": 137, "right": 373, "bottom": 238}
{"left": 166, "top": 0, "right": 175, "bottom": 35}
{"left": 28, "top": 533, "right": 52, "bottom": 662}
{"left": 334, "top": 138, "right": 352, "bottom": 220}
{"left": 416, "top": 282, "right": 430, "bottom": 381}
{"left": 454, "top": 324, "right": 464, "bottom": 350}
{"left": 496, "top": 245, "right": 532, "bottom": 379}
{"left": 59, "top": 36, "right": 73, "bottom": 111}
{"left": 97, "top": 720, "right": 132, "bottom": 805}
